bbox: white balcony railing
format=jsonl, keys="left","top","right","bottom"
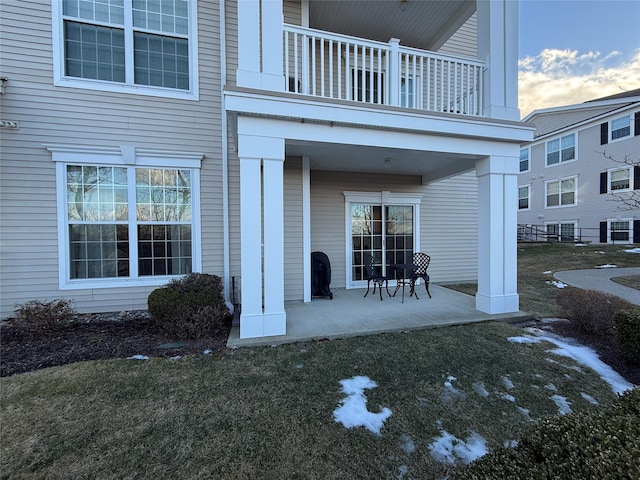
{"left": 283, "top": 24, "right": 485, "bottom": 116}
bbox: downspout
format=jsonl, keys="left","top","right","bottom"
{"left": 220, "top": 0, "right": 234, "bottom": 314}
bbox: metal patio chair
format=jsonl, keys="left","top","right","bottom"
{"left": 410, "top": 252, "right": 432, "bottom": 299}
{"left": 363, "top": 253, "right": 391, "bottom": 301}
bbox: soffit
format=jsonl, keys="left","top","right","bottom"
{"left": 308, "top": 0, "right": 475, "bottom": 51}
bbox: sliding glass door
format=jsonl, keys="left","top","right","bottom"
{"left": 350, "top": 204, "right": 415, "bottom": 283}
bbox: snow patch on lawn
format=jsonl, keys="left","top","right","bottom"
{"left": 550, "top": 394, "right": 573, "bottom": 415}
{"left": 623, "top": 247, "right": 640, "bottom": 253}
{"left": 581, "top": 392, "right": 599, "bottom": 405}
{"left": 127, "top": 355, "right": 150, "bottom": 360}
{"left": 546, "top": 280, "right": 568, "bottom": 288}
{"left": 429, "top": 430, "right": 488, "bottom": 465}
{"left": 596, "top": 264, "right": 618, "bottom": 268}
{"left": 472, "top": 381, "right": 490, "bottom": 398}
{"left": 508, "top": 329, "right": 634, "bottom": 394}
{"left": 333, "top": 376, "right": 392, "bottom": 435}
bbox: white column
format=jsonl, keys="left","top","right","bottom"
{"left": 239, "top": 153, "right": 263, "bottom": 337}
{"left": 477, "top": 0, "right": 520, "bottom": 120}
{"left": 263, "top": 154, "right": 286, "bottom": 336}
{"left": 261, "top": 0, "right": 285, "bottom": 90}
{"left": 302, "top": 156, "right": 311, "bottom": 302}
{"left": 236, "top": 0, "right": 262, "bottom": 87}
{"left": 475, "top": 155, "right": 519, "bottom": 314}
{"left": 238, "top": 129, "right": 286, "bottom": 338}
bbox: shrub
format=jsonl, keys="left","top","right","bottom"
{"left": 555, "top": 287, "right": 634, "bottom": 335}
{"left": 615, "top": 310, "right": 640, "bottom": 363}
{"left": 12, "top": 299, "right": 76, "bottom": 332}
{"left": 453, "top": 388, "right": 640, "bottom": 480}
{"left": 147, "top": 273, "right": 230, "bottom": 339}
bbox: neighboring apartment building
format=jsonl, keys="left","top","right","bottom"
{"left": 0, "top": 0, "right": 532, "bottom": 339}
{"left": 518, "top": 90, "right": 640, "bottom": 244}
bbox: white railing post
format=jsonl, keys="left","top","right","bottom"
{"left": 389, "top": 38, "right": 400, "bottom": 107}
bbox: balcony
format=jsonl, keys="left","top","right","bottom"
{"left": 283, "top": 24, "right": 485, "bottom": 117}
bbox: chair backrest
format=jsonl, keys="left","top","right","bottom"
{"left": 364, "top": 253, "right": 378, "bottom": 277}
{"left": 413, "top": 252, "right": 431, "bottom": 275}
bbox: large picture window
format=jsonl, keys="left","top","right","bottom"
{"left": 49, "top": 144, "right": 202, "bottom": 288}
{"left": 53, "top": 0, "right": 198, "bottom": 98}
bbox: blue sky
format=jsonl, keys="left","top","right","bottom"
{"left": 518, "top": 0, "right": 640, "bottom": 117}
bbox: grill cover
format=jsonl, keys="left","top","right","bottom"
{"left": 311, "top": 251, "right": 332, "bottom": 298}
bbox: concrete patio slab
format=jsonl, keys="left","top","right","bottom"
{"left": 227, "top": 285, "right": 532, "bottom": 348}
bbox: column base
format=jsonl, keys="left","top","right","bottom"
{"left": 239, "top": 311, "right": 287, "bottom": 339}
{"left": 476, "top": 293, "right": 519, "bottom": 314}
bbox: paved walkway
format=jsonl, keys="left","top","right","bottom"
{"left": 554, "top": 267, "right": 640, "bottom": 305}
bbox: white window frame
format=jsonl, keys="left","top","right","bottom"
{"left": 518, "top": 184, "right": 530, "bottom": 211}
{"left": 607, "top": 218, "right": 633, "bottom": 244}
{"left": 519, "top": 147, "right": 530, "bottom": 173}
{"left": 47, "top": 143, "right": 203, "bottom": 289}
{"left": 545, "top": 133, "right": 576, "bottom": 167}
{"left": 608, "top": 166, "right": 633, "bottom": 192}
{"left": 545, "top": 176, "right": 578, "bottom": 209}
{"left": 343, "top": 191, "right": 422, "bottom": 289}
{"left": 609, "top": 114, "right": 634, "bottom": 142}
{"left": 51, "top": 0, "right": 199, "bottom": 100}
{"left": 544, "top": 221, "right": 578, "bottom": 243}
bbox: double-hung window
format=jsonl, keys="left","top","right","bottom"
{"left": 610, "top": 168, "right": 631, "bottom": 191}
{"left": 546, "top": 133, "right": 575, "bottom": 166}
{"left": 546, "top": 177, "right": 577, "bottom": 208}
{"left": 611, "top": 115, "right": 632, "bottom": 140}
{"left": 53, "top": 0, "right": 198, "bottom": 99}
{"left": 519, "top": 148, "right": 529, "bottom": 173}
{"left": 518, "top": 185, "right": 530, "bottom": 210}
{"left": 48, "top": 144, "right": 202, "bottom": 288}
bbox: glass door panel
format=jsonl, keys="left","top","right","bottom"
{"left": 350, "top": 204, "right": 414, "bottom": 282}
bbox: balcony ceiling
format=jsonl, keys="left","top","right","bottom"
{"left": 308, "top": 0, "right": 475, "bottom": 51}
{"left": 286, "top": 139, "right": 480, "bottom": 179}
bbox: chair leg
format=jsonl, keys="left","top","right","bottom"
{"left": 364, "top": 280, "right": 371, "bottom": 298}
{"left": 378, "top": 280, "right": 383, "bottom": 301}
{"left": 385, "top": 280, "right": 391, "bottom": 297}
{"left": 410, "top": 279, "right": 419, "bottom": 299}
{"left": 425, "top": 280, "right": 432, "bottom": 298}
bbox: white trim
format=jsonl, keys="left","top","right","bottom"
{"left": 544, "top": 176, "right": 578, "bottom": 209}
{"left": 545, "top": 132, "right": 576, "bottom": 168}
{"left": 519, "top": 147, "right": 530, "bottom": 173}
{"left": 524, "top": 97, "right": 640, "bottom": 122}
{"left": 302, "top": 156, "right": 311, "bottom": 302}
{"left": 51, "top": 0, "right": 199, "bottom": 100}
{"left": 607, "top": 218, "right": 634, "bottom": 245}
{"left": 609, "top": 113, "right": 635, "bottom": 143}
{"left": 50, "top": 145, "right": 202, "bottom": 290}
{"left": 607, "top": 165, "right": 634, "bottom": 193}
{"left": 518, "top": 184, "right": 530, "bottom": 211}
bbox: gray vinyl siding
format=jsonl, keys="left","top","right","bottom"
{"left": 284, "top": 0, "right": 302, "bottom": 25}
{"left": 0, "top": 1, "right": 225, "bottom": 317}
{"left": 422, "top": 171, "right": 478, "bottom": 283}
{"left": 438, "top": 12, "right": 477, "bottom": 59}
{"left": 518, "top": 111, "right": 640, "bottom": 244}
{"left": 284, "top": 157, "right": 304, "bottom": 301}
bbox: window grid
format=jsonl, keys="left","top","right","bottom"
{"left": 610, "top": 221, "right": 631, "bottom": 242}
{"left": 66, "top": 164, "right": 193, "bottom": 280}
{"left": 62, "top": 0, "right": 190, "bottom": 90}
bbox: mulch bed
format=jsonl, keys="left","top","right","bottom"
{"left": 1, "top": 312, "right": 638, "bottom": 386}
{"left": 0, "top": 311, "right": 231, "bottom": 377}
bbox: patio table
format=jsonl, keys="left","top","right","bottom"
{"left": 389, "top": 263, "right": 417, "bottom": 303}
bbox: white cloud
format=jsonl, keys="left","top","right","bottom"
{"left": 519, "top": 48, "right": 640, "bottom": 118}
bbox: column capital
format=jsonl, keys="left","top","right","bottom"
{"left": 476, "top": 155, "right": 519, "bottom": 176}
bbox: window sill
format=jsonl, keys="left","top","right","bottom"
{"left": 55, "top": 77, "right": 199, "bottom": 101}
{"left": 60, "top": 276, "right": 181, "bottom": 291}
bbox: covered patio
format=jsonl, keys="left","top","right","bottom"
{"left": 227, "top": 285, "right": 531, "bottom": 348}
